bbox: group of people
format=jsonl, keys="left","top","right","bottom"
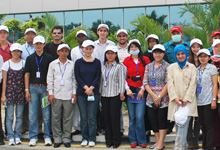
{"left": 0, "top": 23, "right": 220, "bottom": 150}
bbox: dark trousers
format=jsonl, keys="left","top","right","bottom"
{"left": 198, "top": 104, "right": 214, "bottom": 150}
{"left": 101, "top": 95, "right": 121, "bottom": 146}
{"left": 214, "top": 103, "right": 220, "bottom": 148}
{"left": 187, "top": 117, "right": 200, "bottom": 142}
{"left": 0, "top": 83, "right": 4, "bottom": 140}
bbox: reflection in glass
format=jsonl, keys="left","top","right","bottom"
{"left": 103, "top": 9, "right": 122, "bottom": 29}
{"left": 83, "top": 10, "right": 102, "bottom": 28}
{"left": 65, "top": 11, "right": 82, "bottom": 32}
{"left": 48, "top": 12, "right": 64, "bottom": 25}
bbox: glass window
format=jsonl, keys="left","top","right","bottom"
{"left": 83, "top": 10, "right": 102, "bottom": 29}
{"left": 124, "top": 7, "right": 145, "bottom": 30}
{"left": 15, "top": 14, "right": 30, "bottom": 24}
{"left": 48, "top": 12, "right": 64, "bottom": 26}
{"left": 65, "top": 11, "right": 82, "bottom": 32}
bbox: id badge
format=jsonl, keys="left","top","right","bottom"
{"left": 60, "top": 79, "right": 65, "bottom": 86}
{"left": 104, "top": 80, "right": 107, "bottom": 87}
{"left": 151, "top": 79, "right": 156, "bottom": 86}
{"left": 197, "top": 86, "right": 202, "bottom": 93}
{"left": 36, "top": 71, "right": 40, "bottom": 78}
{"left": 87, "top": 95, "right": 95, "bottom": 101}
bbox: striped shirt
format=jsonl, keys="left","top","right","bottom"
{"left": 100, "top": 61, "right": 125, "bottom": 97}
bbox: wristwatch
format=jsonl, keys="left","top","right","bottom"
{"left": 158, "top": 95, "right": 161, "bottom": 98}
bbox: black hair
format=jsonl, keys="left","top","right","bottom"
{"left": 188, "top": 44, "right": 203, "bottom": 66}
{"left": 147, "top": 38, "right": 159, "bottom": 50}
{"left": 128, "top": 42, "right": 146, "bottom": 66}
{"left": 152, "top": 49, "right": 165, "bottom": 54}
{"left": 104, "top": 51, "right": 119, "bottom": 64}
{"left": 198, "top": 53, "right": 212, "bottom": 64}
{"left": 52, "top": 25, "right": 63, "bottom": 33}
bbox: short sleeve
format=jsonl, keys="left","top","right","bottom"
{"left": 2, "top": 61, "right": 9, "bottom": 71}
{"left": 210, "top": 65, "right": 218, "bottom": 76}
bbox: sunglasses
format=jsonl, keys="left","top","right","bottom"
{"left": 52, "top": 31, "right": 62, "bottom": 34}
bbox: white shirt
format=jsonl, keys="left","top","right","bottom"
{"left": 21, "top": 42, "right": 36, "bottom": 60}
{"left": 47, "top": 59, "right": 76, "bottom": 100}
{"left": 93, "top": 39, "right": 115, "bottom": 64}
{"left": 0, "top": 55, "right": 4, "bottom": 82}
{"left": 71, "top": 46, "right": 84, "bottom": 64}
{"left": 2, "top": 59, "right": 25, "bottom": 71}
{"left": 117, "top": 44, "right": 130, "bottom": 63}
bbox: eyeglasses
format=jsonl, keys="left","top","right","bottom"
{"left": 52, "top": 31, "right": 62, "bottom": 34}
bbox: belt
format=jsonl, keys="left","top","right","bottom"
{"left": 30, "top": 83, "right": 47, "bottom": 87}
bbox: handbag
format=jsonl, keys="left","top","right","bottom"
{"left": 174, "top": 105, "right": 189, "bottom": 127}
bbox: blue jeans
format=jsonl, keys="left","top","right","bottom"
{"left": 77, "top": 95, "right": 99, "bottom": 142}
{"left": 29, "top": 85, "right": 51, "bottom": 139}
{"left": 6, "top": 104, "right": 24, "bottom": 140}
{"left": 127, "top": 88, "right": 147, "bottom": 145}
{"left": 175, "top": 117, "right": 191, "bottom": 150}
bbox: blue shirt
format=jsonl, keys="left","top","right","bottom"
{"left": 21, "top": 42, "right": 36, "bottom": 60}
{"left": 163, "top": 40, "right": 190, "bottom": 64}
{"left": 208, "top": 47, "right": 214, "bottom": 56}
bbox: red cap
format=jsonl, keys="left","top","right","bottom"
{"left": 171, "top": 26, "right": 182, "bottom": 33}
{"left": 211, "top": 31, "right": 220, "bottom": 38}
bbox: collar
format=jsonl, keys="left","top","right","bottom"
{"left": 57, "top": 58, "right": 70, "bottom": 65}
{"left": 34, "top": 51, "right": 45, "bottom": 57}
{"left": 177, "top": 61, "right": 189, "bottom": 69}
{"left": 198, "top": 63, "right": 211, "bottom": 71}
{"left": 117, "top": 44, "right": 128, "bottom": 50}
{"left": 104, "top": 61, "right": 116, "bottom": 67}
{"left": 168, "top": 40, "right": 188, "bottom": 46}
{"left": 0, "top": 41, "right": 11, "bottom": 47}
{"left": 97, "top": 39, "right": 110, "bottom": 45}
{"left": 25, "top": 42, "right": 34, "bottom": 48}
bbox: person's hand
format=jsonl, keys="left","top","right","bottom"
{"left": 72, "top": 94, "right": 77, "bottom": 104}
{"left": 85, "top": 87, "right": 93, "bottom": 95}
{"left": 137, "top": 89, "right": 144, "bottom": 100}
{"left": 174, "top": 98, "right": 182, "bottom": 106}
{"left": 48, "top": 95, "right": 55, "bottom": 104}
{"left": 154, "top": 96, "right": 161, "bottom": 107}
{"left": 1, "top": 95, "right": 7, "bottom": 105}
{"left": 25, "top": 91, "right": 31, "bottom": 103}
{"left": 152, "top": 93, "right": 158, "bottom": 101}
{"left": 211, "top": 100, "right": 217, "bottom": 110}
{"left": 126, "top": 88, "right": 134, "bottom": 99}
{"left": 120, "top": 93, "right": 125, "bottom": 101}
{"left": 182, "top": 99, "right": 188, "bottom": 107}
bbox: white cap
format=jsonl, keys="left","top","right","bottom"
{"left": 197, "top": 49, "right": 211, "bottom": 56}
{"left": 117, "top": 29, "right": 128, "bottom": 36}
{"left": 25, "top": 28, "right": 37, "bottom": 35}
{"left": 0, "top": 25, "right": 9, "bottom": 32}
{"left": 76, "top": 30, "right": 87, "bottom": 37}
{"left": 152, "top": 44, "right": 165, "bottom": 52}
{"left": 105, "top": 45, "right": 118, "bottom": 53}
{"left": 190, "top": 38, "right": 203, "bottom": 47}
{"left": 97, "top": 24, "right": 109, "bottom": 31}
{"left": 33, "top": 35, "right": 45, "bottom": 44}
{"left": 82, "top": 40, "right": 94, "bottom": 48}
{"left": 57, "top": 44, "right": 70, "bottom": 51}
{"left": 128, "top": 39, "right": 141, "bottom": 47}
{"left": 145, "top": 34, "right": 159, "bottom": 41}
{"left": 10, "top": 43, "right": 22, "bottom": 52}
{"left": 212, "top": 39, "right": 220, "bottom": 47}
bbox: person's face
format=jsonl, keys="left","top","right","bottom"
{"left": 25, "top": 31, "right": 36, "bottom": 44}
{"left": 117, "top": 33, "right": 128, "bottom": 45}
{"left": 0, "top": 30, "right": 9, "bottom": 41}
{"left": 34, "top": 42, "right": 45, "bottom": 52}
{"left": 176, "top": 51, "right": 186, "bottom": 62}
{"left": 97, "top": 27, "right": 108, "bottom": 39}
{"left": 106, "top": 50, "right": 117, "bottom": 62}
{"left": 214, "top": 44, "right": 220, "bottom": 55}
{"left": 153, "top": 50, "right": 165, "bottom": 62}
{"left": 148, "top": 38, "right": 157, "bottom": 49}
{"left": 191, "top": 43, "right": 201, "bottom": 55}
{"left": 52, "top": 29, "right": 63, "bottom": 40}
{"left": 11, "top": 50, "right": 21, "bottom": 59}
{"left": 76, "top": 34, "right": 88, "bottom": 45}
{"left": 171, "top": 31, "right": 183, "bottom": 38}
{"left": 82, "top": 46, "right": 94, "bottom": 57}
{"left": 57, "top": 48, "right": 69, "bottom": 60}
{"left": 212, "top": 34, "right": 220, "bottom": 41}
{"left": 130, "top": 44, "right": 139, "bottom": 51}
{"left": 198, "top": 53, "right": 210, "bottom": 64}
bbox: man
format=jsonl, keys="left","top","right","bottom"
{"left": 163, "top": 26, "right": 190, "bottom": 64}
{"left": 208, "top": 31, "right": 220, "bottom": 55}
{"left": 93, "top": 24, "right": 115, "bottom": 64}
{"left": 71, "top": 30, "right": 88, "bottom": 135}
{"left": 44, "top": 25, "right": 70, "bottom": 60}
{"left": 0, "top": 25, "right": 11, "bottom": 62}
{"left": 24, "top": 35, "right": 53, "bottom": 146}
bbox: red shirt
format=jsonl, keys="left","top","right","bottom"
{"left": 0, "top": 41, "right": 12, "bottom": 62}
{"left": 123, "top": 56, "right": 150, "bottom": 87}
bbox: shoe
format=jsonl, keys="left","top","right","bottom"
{"left": 44, "top": 138, "right": 52, "bottom": 146}
{"left": 29, "top": 139, "right": 38, "bottom": 146}
{"left": 88, "top": 141, "right": 95, "bottom": 147}
{"left": 106, "top": 144, "right": 112, "bottom": 148}
{"left": 113, "top": 145, "right": 119, "bottom": 148}
{"left": 72, "top": 130, "right": 81, "bottom": 135}
{"left": 64, "top": 142, "right": 71, "bottom": 148}
{"left": 81, "top": 140, "right": 88, "bottom": 146}
{"left": 149, "top": 145, "right": 156, "bottom": 149}
{"left": 130, "top": 142, "right": 137, "bottom": 148}
{"left": 153, "top": 146, "right": 165, "bottom": 150}
{"left": 0, "top": 139, "right": 4, "bottom": 145}
{"left": 54, "top": 143, "right": 62, "bottom": 148}
{"left": 9, "top": 139, "right": 15, "bottom": 146}
{"left": 141, "top": 144, "right": 147, "bottom": 148}
{"left": 15, "top": 138, "right": 22, "bottom": 145}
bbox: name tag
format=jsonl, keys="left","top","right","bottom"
{"left": 60, "top": 79, "right": 65, "bottom": 86}
{"left": 197, "top": 86, "right": 202, "bottom": 93}
{"left": 87, "top": 95, "right": 95, "bottom": 101}
{"left": 104, "top": 80, "right": 107, "bottom": 87}
{"left": 151, "top": 79, "right": 156, "bottom": 86}
{"left": 36, "top": 72, "right": 40, "bottom": 78}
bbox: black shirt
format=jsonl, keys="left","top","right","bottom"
{"left": 44, "top": 41, "right": 71, "bottom": 60}
{"left": 25, "top": 51, "right": 53, "bottom": 84}
{"left": 144, "top": 51, "right": 169, "bottom": 63}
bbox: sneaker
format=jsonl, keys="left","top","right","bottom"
{"left": 88, "top": 141, "right": 95, "bottom": 147}
{"left": 9, "top": 139, "right": 15, "bottom": 146}
{"left": 44, "top": 138, "right": 52, "bottom": 146}
{"left": 81, "top": 140, "right": 88, "bottom": 146}
{"left": 15, "top": 138, "right": 22, "bottom": 145}
{"left": 29, "top": 139, "right": 38, "bottom": 146}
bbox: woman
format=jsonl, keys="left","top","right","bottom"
{"left": 187, "top": 38, "right": 203, "bottom": 149}
{"left": 167, "top": 44, "right": 197, "bottom": 150}
{"left": 74, "top": 40, "right": 101, "bottom": 147}
{"left": 143, "top": 44, "right": 169, "bottom": 150}
{"left": 197, "top": 49, "right": 218, "bottom": 150}
{"left": 1, "top": 43, "right": 25, "bottom": 146}
{"left": 100, "top": 45, "right": 125, "bottom": 148}
{"left": 123, "top": 39, "right": 150, "bottom": 148}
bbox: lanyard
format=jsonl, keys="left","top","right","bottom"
{"left": 26, "top": 45, "right": 35, "bottom": 56}
{"left": 105, "top": 65, "right": 113, "bottom": 81}
{"left": 135, "top": 61, "right": 139, "bottom": 75}
{"left": 59, "top": 62, "right": 67, "bottom": 79}
{"left": 79, "top": 46, "right": 84, "bottom": 57}
{"left": 152, "top": 62, "right": 160, "bottom": 77}
{"left": 198, "top": 68, "right": 205, "bottom": 85}
{"left": 35, "top": 56, "right": 43, "bottom": 71}
{"left": 0, "top": 47, "right": 10, "bottom": 54}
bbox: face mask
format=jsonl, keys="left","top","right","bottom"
{"left": 148, "top": 50, "right": 153, "bottom": 53}
{"left": 213, "top": 39, "right": 219, "bottom": 42}
{"left": 214, "top": 55, "right": 220, "bottom": 58}
{"left": 130, "top": 49, "right": 140, "bottom": 55}
{"left": 172, "top": 35, "right": 182, "bottom": 43}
